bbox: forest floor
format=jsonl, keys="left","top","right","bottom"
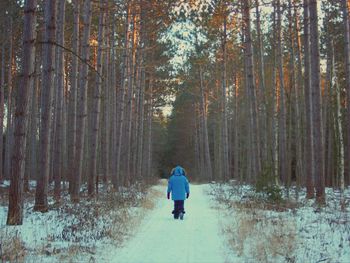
{"left": 209, "top": 181, "right": 350, "bottom": 263}
{"left": 0, "top": 179, "right": 350, "bottom": 262}
{"left": 98, "top": 182, "right": 229, "bottom": 263}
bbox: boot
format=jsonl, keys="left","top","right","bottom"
{"left": 179, "top": 211, "right": 184, "bottom": 220}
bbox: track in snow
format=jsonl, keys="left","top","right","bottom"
{"left": 106, "top": 183, "right": 227, "bottom": 263}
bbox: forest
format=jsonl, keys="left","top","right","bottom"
{"left": 0, "top": 0, "right": 349, "bottom": 262}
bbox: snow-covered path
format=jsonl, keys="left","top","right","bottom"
{"left": 105, "top": 183, "right": 227, "bottom": 263}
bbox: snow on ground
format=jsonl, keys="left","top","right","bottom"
{"left": 209, "top": 182, "right": 350, "bottom": 263}
{"left": 1, "top": 179, "right": 349, "bottom": 262}
{"left": 100, "top": 183, "right": 230, "bottom": 263}
{"left": 0, "top": 181, "right": 155, "bottom": 262}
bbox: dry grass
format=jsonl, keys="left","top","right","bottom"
{"left": 212, "top": 183, "right": 299, "bottom": 262}
{"left": 234, "top": 199, "right": 299, "bottom": 212}
{"left": 158, "top": 179, "right": 168, "bottom": 186}
{"left": 141, "top": 188, "right": 162, "bottom": 210}
{"left": 0, "top": 181, "right": 163, "bottom": 262}
{"left": 221, "top": 206, "right": 296, "bottom": 262}
{"left": 0, "top": 230, "right": 26, "bottom": 262}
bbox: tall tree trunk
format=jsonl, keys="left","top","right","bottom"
{"left": 146, "top": 76, "right": 153, "bottom": 178}
{"left": 343, "top": 0, "right": 350, "bottom": 191}
{"left": 137, "top": 59, "right": 146, "bottom": 180}
{"left": 135, "top": 2, "right": 146, "bottom": 180}
{"left": 101, "top": 12, "right": 110, "bottom": 184}
{"left": 7, "top": 0, "right": 37, "bottom": 225}
{"left": 232, "top": 67, "right": 239, "bottom": 181}
{"left": 0, "top": 42, "right": 4, "bottom": 182}
{"left": 324, "top": 17, "right": 333, "bottom": 187}
{"left": 198, "top": 101, "right": 205, "bottom": 180}
{"left": 272, "top": 1, "right": 279, "bottom": 184}
{"left": 199, "top": 65, "right": 212, "bottom": 180}
{"left": 4, "top": 18, "right": 14, "bottom": 182}
{"left": 109, "top": 16, "right": 116, "bottom": 185}
{"left": 333, "top": 59, "right": 345, "bottom": 199}
{"left": 124, "top": 12, "right": 138, "bottom": 185}
{"left": 255, "top": 0, "right": 267, "bottom": 165}
{"left": 194, "top": 105, "right": 201, "bottom": 177}
{"left": 221, "top": 16, "right": 229, "bottom": 180}
{"left": 309, "top": 0, "right": 325, "bottom": 204}
{"left": 71, "top": 0, "right": 92, "bottom": 202}
{"left": 68, "top": 0, "right": 79, "bottom": 195}
{"left": 54, "top": 0, "right": 66, "bottom": 202}
{"left": 277, "top": 0, "right": 287, "bottom": 186}
{"left": 88, "top": 0, "right": 106, "bottom": 196}
{"left": 115, "top": 6, "right": 131, "bottom": 187}
{"left": 34, "top": 0, "right": 57, "bottom": 212}
{"left": 293, "top": 1, "right": 304, "bottom": 195}
{"left": 288, "top": 0, "right": 302, "bottom": 194}
{"left": 242, "top": 0, "right": 261, "bottom": 181}
{"left": 29, "top": 57, "right": 40, "bottom": 187}
{"left": 303, "top": 0, "right": 314, "bottom": 198}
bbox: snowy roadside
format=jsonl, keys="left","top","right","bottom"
{"left": 208, "top": 182, "right": 350, "bottom": 263}
{"left": 0, "top": 180, "right": 163, "bottom": 262}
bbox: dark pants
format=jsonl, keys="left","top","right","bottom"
{"left": 172, "top": 200, "right": 185, "bottom": 217}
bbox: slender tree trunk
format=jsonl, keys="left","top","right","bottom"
{"left": 137, "top": 61, "right": 146, "bottom": 180}
{"left": 62, "top": 51, "right": 69, "bottom": 189}
{"left": 0, "top": 42, "right": 4, "bottom": 182}
{"left": 68, "top": 0, "right": 79, "bottom": 195}
{"left": 88, "top": 0, "right": 106, "bottom": 196}
{"left": 198, "top": 101, "right": 205, "bottom": 180}
{"left": 242, "top": 37, "right": 251, "bottom": 182}
{"left": 324, "top": 18, "right": 333, "bottom": 187}
{"left": 71, "top": 0, "right": 92, "bottom": 202}
{"left": 34, "top": 0, "right": 56, "bottom": 212}
{"left": 7, "top": 0, "right": 37, "bottom": 225}
{"left": 309, "top": 0, "right": 325, "bottom": 204}
{"left": 146, "top": 76, "right": 153, "bottom": 178}
{"left": 272, "top": 1, "right": 279, "bottom": 184}
{"left": 303, "top": 0, "right": 314, "bottom": 198}
{"left": 101, "top": 13, "right": 110, "bottom": 184}
{"left": 334, "top": 69, "right": 345, "bottom": 198}
{"left": 29, "top": 58, "right": 40, "bottom": 186}
{"left": 54, "top": 0, "right": 66, "bottom": 202}
{"left": 276, "top": 0, "right": 287, "bottom": 186}
{"left": 288, "top": 0, "right": 302, "bottom": 194}
{"left": 242, "top": 0, "right": 261, "bottom": 181}
{"left": 199, "top": 65, "right": 212, "bottom": 180}
{"left": 293, "top": 1, "right": 304, "bottom": 194}
{"left": 24, "top": 68, "right": 34, "bottom": 192}
{"left": 194, "top": 105, "right": 201, "bottom": 177}
{"left": 221, "top": 16, "right": 229, "bottom": 180}
{"left": 132, "top": 51, "right": 141, "bottom": 183}
{"left": 232, "top": 68, "right": 239, "bottom": 180}
{"left": 343, "top": 0, "right": 350, "bottom": 191}
{"left": 4, "top": 18, "right": 14, "bottom": 182}
{"left": 115, "top": 7, "right": 131, "bottom": 187}
{"left": 124, "top": 12, "right": 138, "bottom": 185}
{"left": 255, "top": 0, "right": 267, "bottom": 165}
{"left": 109, "top": 16, "right": 117, "bottom": 186}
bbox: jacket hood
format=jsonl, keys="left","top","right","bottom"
{"left": 173, "top": 166, "right": 184, "bottom": 176}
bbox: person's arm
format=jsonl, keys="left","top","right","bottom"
{"left": 185, "top": 177, "right": 190, "bottom": 198}
{"left": 167, "top": 177, "right": 172, "bottom": 199}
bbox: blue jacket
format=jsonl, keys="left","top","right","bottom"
{"left": 167, "top": 166, "right": 190, "bottom": 201}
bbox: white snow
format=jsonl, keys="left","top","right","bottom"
{"left": 209, "top": 182, "right": 350, "bottom": 263}
{"left": 0, "top": 182, "right": 150, "bottom": 262}
{"left": 100, "top": 184, "right": 229, "bottom": 263}
{"left": 1, "top": 180, "right": 350, "bottom": 262}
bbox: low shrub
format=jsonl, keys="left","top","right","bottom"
{"left": 255, "top": 167, "right": 282, "bottom": 203}
{"left": 0, "top": 230, "right": 26, "bottom": 262}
